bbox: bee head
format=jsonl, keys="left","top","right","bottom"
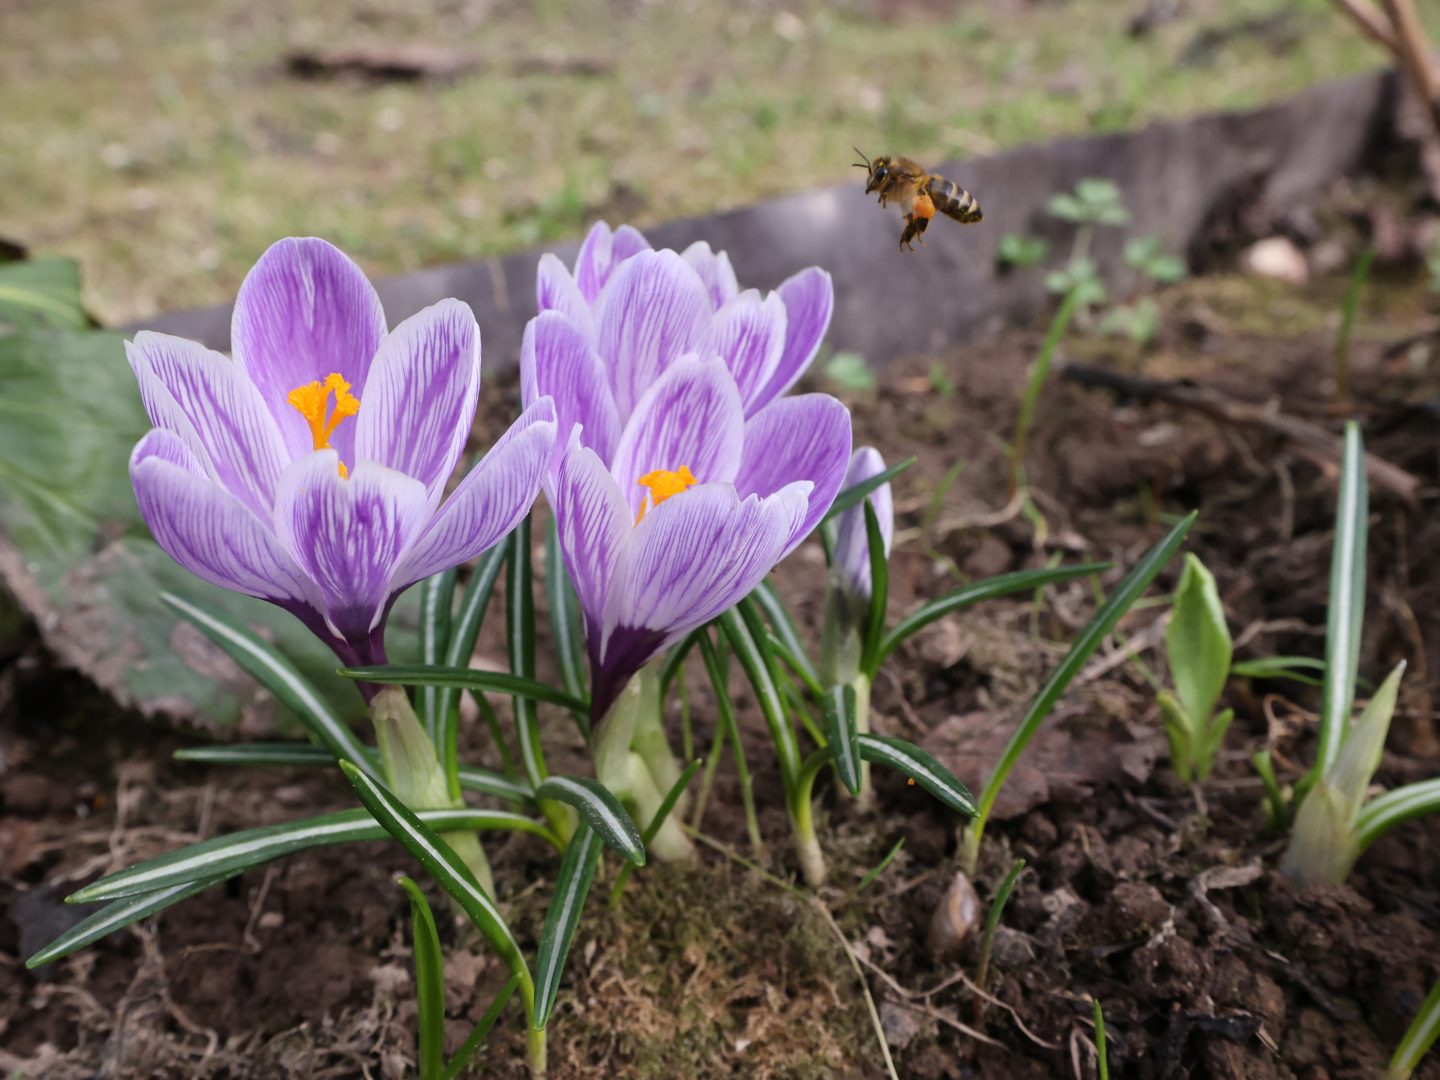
{"left": 853, "top": 148, "right": 889, "bottom": 194}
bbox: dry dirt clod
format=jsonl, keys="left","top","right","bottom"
{"left": 926, "top": 870, "right": 980, "bottom": 961}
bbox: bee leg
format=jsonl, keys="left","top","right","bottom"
{"left": 899, "top": 215, "right": 921, "bottom": 252}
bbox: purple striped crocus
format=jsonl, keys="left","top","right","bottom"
{"left": 128, "top": 237, "right": 558, "bottom": 679}
{"left": 523, "top": 222, "right": 850, "bottom": 722}
{"left": 522, "top": 224, "right": 850, "bottom": 857}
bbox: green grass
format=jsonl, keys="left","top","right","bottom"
{"left": 0, "top": 0, "right": 1426, "bottom": 324}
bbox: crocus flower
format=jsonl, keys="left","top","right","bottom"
{"left": 830, "top": 446, "right": 893, "bottom": 607}
{"left": 522, "top": 224, "right": 850, "bottom": 722}
{"left": 128, "top": 237, "right": 557, "bottom": 676}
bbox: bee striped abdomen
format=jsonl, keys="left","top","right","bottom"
{"left": 926, "top": 175, "right": 983, "bottom": 224}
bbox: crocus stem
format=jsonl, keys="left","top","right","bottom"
{"left": 527, "top": 1026, "right": 547, "bottom": 1077}
{"left": 821, "top": 615, "right": 873, "bottom": 806}
{"left": 852, "top": 672, "right": 873, "bottom": 807}
{"left": 372, "top": 686, "right": 496, "bottom": 897}
{"left": 593, "top": 664, "right": 694, "bottom": 861}
{"left": 791, "top": 750, "right": 831, "bottom": 887}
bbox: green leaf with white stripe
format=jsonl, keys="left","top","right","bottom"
{"left": 533, "top": 822, "right": 603, "bottom": 1030}
{"left": 824, "top": 684, "right": 862, "bottom": 795}
{"left": 172, "top": 743, "right": 534, "bottom": 805}
{"left": 339, "top": 763, "right": 533, "bottom": 1005}
{"left": 161, "top": 592, "right": 376, "bottom": 775}
{"left": 858, "top": 734, "right": 976, "bottom": 816}
{"left": 418, "top": 569, "right": 458, "bottom": 746}
{"left": 28, "top": 874, "right": 235, "bottom": 968}
{"left": 339, "top": 664, "right": 587, "bottom": 714}
{"left": 821, "top": 457, "right": 915, "bottom": 524}
{"left": 535, "top": 776, "right": 644, "bottom": 866}
{"left": 70, "top": 806, "right": 554, "bottom": 902}
{"left": 398, "top": 876, "right": 446, "bottom": 1080}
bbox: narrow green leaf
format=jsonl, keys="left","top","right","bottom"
{"left": 161, "top": 592, "right": 375, "bottom": 776}
{"left": 340, "top": 665, "right": 586, "bottom": 714}
{"left": 71, "top": 807, "right": 553, "bottom": 902}
{"left": 975, "top": 857, "right": 1026, "bottom": 995}
{"left": 1391, "top": 976, "right": 1440, "bottom": 1079}
{"left": 442, "top": 973, "right": 520, "bottom": 1080}
{"left": 1315, "top": 422, "right": 1368, "bottom": 778}
{"left": 1328, "top": 662, "right": 1405, "bottom": 816}
{"left": 546, "top": 519, "right": 589, "bottom": 706}
{"left": 398, "top": 876, "right": 447, "bottom": 1080}
{"left": 697, "top": 631, "right": 763, "bottom": 854}
{"left": 750, "top": 581, "right": 821, "bottom": 692}
{"left": 1095, "top": 998, "right": 1110, "bottom": 1080}
{"left": 1166, "top": 554, "right": 1232, "bottom": 727}
{"left": 859, "top": 500, "right": 890, "bottom": 675}
{"left": 1231, "top": 656, "right": 1325, "bottom": 686}
{"left": 532, "top": 823, "right": 603, "bottom": 1029}
{"left": 875, "top": 563, "right": 1109, "bottom": 668}
{"left": 339, "top": 763, "right": 532, "bottom": 995}
{"left": 719, "top": 608, "right": 800, "bottom": 795}
{"left": 172, "top": 743, "right": 534, "bottom": 805}
{"left": 535, "top": 776, "right": 645, "bottom": 866}
{"left": 765, "top": 629, "right": 826, "bottom": 702}
{"left": 1354, "top": 777, "right": 1440, "bottom": 853}
{"left": 824, "top": 684, "right": 862, "bottom": 795}
{"left": 965, "top": 514, "right": 1194, "bottom": 867}
{"left": 437, "top": 543, "right": 509, "bottom": 783}
{"left": 418, "top": 569, "right": 459, "bottom": 746}
{"left": 853, "top": 836, "right": 905, "bottom": 894}
{"left": 509, "top": 517, "right": 549, "bottom": 783}
{"left": 858, "top": 733, "right": 976, "bottom": 815}
{"left": 659, "top": 628, "right": 703, "bottom": 694}
{"left": 28, "top": 875, "right": 234, "bottom": 968}
{"left": 821, "top": 457, "right": 915, "bottom": 524}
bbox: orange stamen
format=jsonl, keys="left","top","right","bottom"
{"left": 287, "top": 373, "right": 359, "bottom": 477}
{"left": 635, "top": 466, "right": 697, "bottom": 523}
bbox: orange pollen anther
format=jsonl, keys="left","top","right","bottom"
{"left": 288, "top": 373, "right": 360, "bottom": 478}
{"left": 635, "top": 466, "right": 697, "bottom": 523}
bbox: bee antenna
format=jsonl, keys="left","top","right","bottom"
{"left": 852, "top": 146, "right": 870, "bottom": 169}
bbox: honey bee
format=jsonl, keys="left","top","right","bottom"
{"left": 853, "top": 148, "right": 983, "bottom": 252}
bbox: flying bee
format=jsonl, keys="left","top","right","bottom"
{"left": 852, "top": 148, "right": 983, "bottom": 252}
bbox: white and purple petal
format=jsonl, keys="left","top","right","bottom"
{"left": 749, "top": 266, "right": 834, "bottom": 413}
{"left": 608, "top": 356, "right": 745, "bottom": 520}
{"left": 574, "top": 222, "right": 651, "bottom": 303}
{"left": 536, "top": 254, "right": 596, "bottom": 341}
{"left": 392, "top": 400, "right": 557, "bottom": 589}
{"left": 130, "top": 430, "right": 314, "bottom": 605}
{"left": 354, "top": 299, "right": 481, "bottom": 504}
{"left": 680, "top": 240, "right": 740, "bottom": 309}
{"left": 547, "top": 430, "right": 631, "bottom": 639}
{"left": 520, "top": 311, "right": 621, "bottom": 464}
{"left": 697, "top": 289, "right": 788, "bottom": 416}
{"left": 231, "top": 237, "right": 387, "bottom": 463}
{"left": 594, "top": 250, "right": 712, "bottom": 421}
{"left": 126, "top": 333, "right": 289, "bottom": 519}
{"left": 735, "top": 393, "right": 852, "bottom": 554}
{"left": 598, "top": 482, "right": 808, "bottom": 668}
{"left": 274, "top": 453, "right": 431, "bottom": 642}
{"left": 831, "top": 446, "right": 893, "bottom": 603}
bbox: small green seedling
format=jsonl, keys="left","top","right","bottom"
{"left": 1158, "top": 553, "right": 1235, "bottom": 784}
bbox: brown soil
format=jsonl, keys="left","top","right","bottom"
{"left": 4, "top": 260, "right": 1440, "bottom": 1077}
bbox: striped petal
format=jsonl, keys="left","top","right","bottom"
{"left": 680, "top": 240, "right": 740, "bottom": 309}
{"left": 354, "top": 299, "right": 481, "bottom": 503}
{"left": 274, "top": 453, "right": 430, "bottom": 642}
{"left": 130, "top": 430, "right": 313, "bottom": 605}
{"left": 547, "top": 428, "right": 630, "bottom": 640}
{"left": 231, "top": 237, "right": 387, "bottom": 464}
{"left": 697, "top": 289, "right": 788, "bottom": 416}
{"left": 831, "top": 446, "right": 894, "bottom": 603}
{"left": 520, "top": 310, "right": 621, "bottom": 464}
{"left": 599, "top": 482, "right": 809, "bottom": 667}
{"left": 749, "top": 266, "right": 833, "bottom": 413}
{"left": 126, "top": 333, "right": 288, "bottom": 519}
{"left": 575, "top": 221, "right": 651, "bottom": 303}
{"left": 735, "top": 393, "right": 852, "bottom": 554}
{"left": 608, "top": 356, "right": 745, "bottom": 520}
{"left": 536, "top": 253, "right": 596, "bottom": 341}
{"left": 393, "top": 399, "right": 557, "bottom": 588}
{"left": 594, "top": 250, "right": 711, "bottom": 421}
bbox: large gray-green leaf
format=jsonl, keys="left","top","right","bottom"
{"left": 0, "top": 328, "right": 417, "bottom": 735}
{"left": 0, "top": 258, "right": 88, "bottom": 331}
